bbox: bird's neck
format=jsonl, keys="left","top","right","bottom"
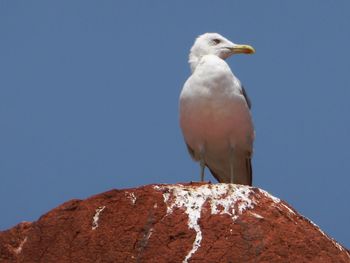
{"left": 188, "top": 53, "right": 200, "bottom": 73}
{"left": 189, "top": 53, "right": 229, "bottom": 73}
{"left": 189, "top": 54, "right": 230, "bottom": 74}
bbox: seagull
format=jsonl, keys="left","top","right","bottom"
{"left": 179, "top": 33, "right": 255, "bottom": 185}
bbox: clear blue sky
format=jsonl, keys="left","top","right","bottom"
{"left": 1, "top": 1, "right": 349, "bottom": 247}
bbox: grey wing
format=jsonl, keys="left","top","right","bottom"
{"left": 241, "top": 85, "right": 253, "bottom": 185}
{"left": 186, "top": 143, "right": 199, "bottom": 161}
{"left": 208, "top": 167, "right": 222, "bottom": 183}
{"left": 241, "top": 84, "right": 252, "bottom": 109}
{"left": 208, "top": 156, "right": 253, "bottom": 186}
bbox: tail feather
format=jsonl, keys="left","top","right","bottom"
{"left": 208, "top": 155, "right": 253, "bottom": 186}
{"left": 246, "top": 158, "right": 253, "bottom": 186}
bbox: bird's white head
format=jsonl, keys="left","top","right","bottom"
{"left": 188, "top": 33, "right": 255, "bottom": 72}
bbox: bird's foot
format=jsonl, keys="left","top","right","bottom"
{"left": 190, "top": 181, "right": 211, "bottom": 185}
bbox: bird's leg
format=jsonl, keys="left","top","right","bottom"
{"left": 199, "top": 158, "right": 205, "bottom": 182}
{"left": 230, "top": 146, "right": 235, "bottom": 184}
{"left": 199, "top": 149, "right": 205, "bottom": 182}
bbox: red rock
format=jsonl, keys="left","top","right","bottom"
{"left": 0, "top": 183, "right": 349, "bottom": 262}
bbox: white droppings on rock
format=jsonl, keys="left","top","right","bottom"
{"left": 154, "top": 184, "right": 255, "bottom": 263}
{"left": 259, "top": 189, "right": 281, "bottom": 204}
{"left": 153, "top": 185, "right": 161, "bottom": 190}
{"left": 125, "top": 192, "right": 137, "bottom": 205}
{"left": 13, "top": 237, "right": 27, "bottom": 254}
{"left": 281, "top": 203, "right": 296, "bottom": 215}
{"left": 146, "top": 228, "right": 153, "bottom": 240}
{"left": 259, "top": 189, "right": 296, "bottom": 215}
{"left": 154, "top": 184, "right": 349, "bottom": 261}
{"left": 249, "top": 211, "right": 264, "bottom": 219}
{"left": 92, "top": 206, "right": 106, "bottom": 230}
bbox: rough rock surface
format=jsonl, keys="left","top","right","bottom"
{"left": 0, "top": 183, "right": 349, "bottom": 263}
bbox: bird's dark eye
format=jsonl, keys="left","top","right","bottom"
{"left": 212, "top": 39, "right": 221, "bottom": 45}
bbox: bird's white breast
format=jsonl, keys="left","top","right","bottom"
{"left": 179, "top": 55, "right": 254, "bottom": 154}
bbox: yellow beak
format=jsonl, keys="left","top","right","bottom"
{"left": 230, "top": 44, "right": 255, "bottom": 54}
